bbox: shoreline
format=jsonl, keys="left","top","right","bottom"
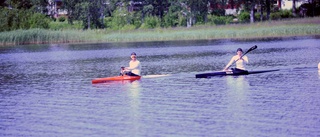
{"left": 1, "top": 34, "right": 320, "bottom": 46}
{"left": 0, "top": 17, "right": 319, "bottom": 46}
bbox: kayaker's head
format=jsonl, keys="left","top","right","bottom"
{"left": 131, "top": 52, "right": 137, "bottom": 60}
{"left": 236, "top": 48, "right": 243, "bottom": 56}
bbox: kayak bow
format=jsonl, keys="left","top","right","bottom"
{"left": 195, "top": 69, "right": 279, "bottom": 78}
{"left": 92, "top": 75, "right": 141, "bottom": 84}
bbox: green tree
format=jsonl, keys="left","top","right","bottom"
{"left": 74, "top": 0, "right": 105, "bottom": 29}
{"left": 0, "top": 6, "right": 50, "bottom": 31}
{"left": 266, "top": 0, "right": 271, "bottom": 20}
{"left": 29, "top": 13, "right": 50, "bottom": 29}
{"left": 163, "top": 0, "right": 183, "bottom": 27}
{"left": 10, "top": 0, "right": 33, "bottom": 9}
{"left": 62, "top": 0, "right": 80, "bottom": 25}
{"left": 251, "top": 0, "right": 256, "bottom": 23}
{"left": 142, "top": 4, "right": 154, "bottom": 22}
{"left": 208, "top": 0, "right": 226, "bottom": 16}
{"left": 108, "top": 6, "right": 129, "bottom": 30}
{"left": 29, "top": 0, "right": 50, "bottom": 14}
{"left": 75, "top": 2, "right": 91, "bottom": 29}
{"left": 292, "top": 0, "right": 297, "bottom": 17}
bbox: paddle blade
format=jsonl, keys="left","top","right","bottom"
{"left": 245, "top": 45, "right": 258, "bottom": 54}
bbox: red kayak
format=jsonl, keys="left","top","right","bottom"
{"left": 92, "top": 75, "right": 141, "bottom": 84}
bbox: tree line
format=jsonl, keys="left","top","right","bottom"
{"left": 0, "top": 0, "right": 319, "bottom": 31}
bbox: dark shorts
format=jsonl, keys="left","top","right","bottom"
{"left": 125, "top": 72, "right": 139, "bottom": 76}
{"left": 231, "top": 68, "right": 248, "bottom": 74}
{"left": 231, "top": 68, "right": 246, "bottom": 71}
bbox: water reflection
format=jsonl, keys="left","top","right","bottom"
{"left": 224, "top": 76, "right": 251, "bottom": 135}
{"left": 318, "top": 62, "right": 320, "bottom": 79}
{"left": 126, "top": 80, "right": 141, "bottom": 136}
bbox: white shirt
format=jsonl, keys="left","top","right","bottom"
{"left": 127, "top": 60, "right": 141, "bottom": 75}
{"left": 225, "top": 55, "right": 248, "bottom": 70}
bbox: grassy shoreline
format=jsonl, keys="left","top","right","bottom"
{"left": 0, "top": 17, "right": 320, "bottom": 46}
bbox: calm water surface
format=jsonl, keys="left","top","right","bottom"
{"left": 0, "top": 37, "right": 319, "bottom": 137}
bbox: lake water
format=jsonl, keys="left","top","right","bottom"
{"left": 0, "top": 37, "right": 319, "bottom": 137}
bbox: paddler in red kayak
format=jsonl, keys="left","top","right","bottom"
{"left": 223, "top": 48, "right": 249, "bottom": 71}
{"left": 121, "top": 52, "right": 141, "bottom": 76}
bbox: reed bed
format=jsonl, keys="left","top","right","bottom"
{"left": 0, "top": 29, "right": 91, "bottom": 45}
{"left": 0, "top": 17, "right": 319, "bottom": 46}
{"left": 102, "top": 24, "right": 320, "bottom": 42}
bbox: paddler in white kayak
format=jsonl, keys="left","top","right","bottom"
{"left": 223, "top": 48, "right": 249, "bottom": 71}
{"left": 120, "top": 52, "right": 141, "bottom": 76}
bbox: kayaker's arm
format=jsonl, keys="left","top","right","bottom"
{"left": 223, "top": 57, "right": 235, "bottom": 70}
{"left": 242, "top": 56, "right": 249, "bottom": 63}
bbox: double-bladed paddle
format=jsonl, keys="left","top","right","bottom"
{"left": 225, "top": 45, "right": 258, "bottom": 69}
{"left": 242, "top": 45, "right": 257, "bottom": 57}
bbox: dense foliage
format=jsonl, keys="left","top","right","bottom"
{"left": 0, "top": 0, "right": 319, "bottom": 32}
{"left": 0, "top": 7, "right": 50, "bottom": 31}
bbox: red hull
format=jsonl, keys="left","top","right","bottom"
{"left": 92, "top": 75, "right": 141, "bottom": 84}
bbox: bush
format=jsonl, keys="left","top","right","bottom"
{"left": 163, "top": 12, "right": 179, "bottom": 28}
{"left": 178, "top": 15, "right": 187, "bottom": 27}
{"left": 270, "top": 10, "right": 293, "bottom": 20}
{"left": 49, "top": 21, "right": 82, "bottom": 30}
{"left": 0, "top": 8, "right": 30, "bottom": 31}
{"left": 211, "top": 9, "right": 225, "bottom": 16}
{"left": 140, "top": 16, "right": 160, "bottom": 29}
{"left": 280, "top": 9, "right": 293, "bottom": 18}
{"left": 254, "top": 12, "right": 268, "bottom": 21}
{"left": 0, "top": 8, "right": 50, "bottom": 32}
{"left": 207, "top": 15, "right": 233, "bottom": 25}
{"left": 104, "top": 7, "right": 141, "bottom": 30}
{"left": 111, "top": 16, "right": 126, "bottom": 30}
{"left": 29, "top": 13, "right": 50, "bottom": 29}
{"left": 121, "top": 24, "right": 136, "bottom": 31}
{"left": 238, "top": 11, "right": 250, "bottom": 23}
{"left": 58, "top": 16, "right": 66, "bottom": 22}
{"left": 132, "top": 19, "right": 142, "bottom": 29}
{"left": 270, "top": 12, "right": 281, "bottom": 20}
{"left": 130, "top": 12, "right": 142, "bottom": 29}
{"left": 0, "top": 8, "right": 11, "bottom": 31}
{"left": 103, "top": 17, "right": 113, "bottom": 29}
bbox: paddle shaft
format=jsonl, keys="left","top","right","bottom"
{"left": 226, "top": 45, "right": 257, "bottom": 69}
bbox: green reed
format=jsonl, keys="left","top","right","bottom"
{"left": 0, "top": 29, "right": 89, "bottom": 45}
{"left": 0, "top": 17, "right": 319, "bottom": 46}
